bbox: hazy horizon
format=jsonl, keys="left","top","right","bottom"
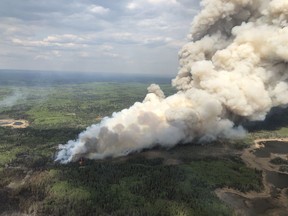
{"left": 0, "top": 69, "right": 173, "bottom": 86}
{"left": 0, "top": 68, "right": 174, "bottom": 78}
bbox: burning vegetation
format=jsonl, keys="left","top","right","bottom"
{"left": 57, "top": 0, "right": 288, "bottom": 163}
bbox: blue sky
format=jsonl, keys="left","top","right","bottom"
{"left": 0, "top": 0, "right": 200, "bottom": 76}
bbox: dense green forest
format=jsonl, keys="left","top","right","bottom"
{"left": 0, "top": 73, "right": 287, "bottom": 215}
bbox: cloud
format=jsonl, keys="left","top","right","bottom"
{"left": 127, "top": 2, "right": 138, "bottom": 10}
{"left": 147, "top": 0, "right": 178, "bottom": 5}
{"left": 88, "top": 5, "right": 110, "bottom": 15}
{"left": 0, "top": 0, "right": 200, "bottom": 75}
{"left": 43, "top": 34, "right": 87, "bottom": 44}
{"left": 11, "top": 37, "right": 88, "bottom": 49}
{"left": 127, "top": 0, "right": 178, "bottom": 10}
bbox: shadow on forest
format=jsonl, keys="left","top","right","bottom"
{"left": 243, "top": 107, "right": 288, "bottom": 132}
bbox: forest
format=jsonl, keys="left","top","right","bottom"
{"left": 0, "top": 72, "right": 287, "bottom": 215}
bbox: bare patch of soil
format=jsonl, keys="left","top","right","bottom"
{"left": 0, "top": 119, "right": 29, "bottom": 129}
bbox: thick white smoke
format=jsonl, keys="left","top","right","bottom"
{"left": 56, "top": 0, "right": 288, "bottom": 163}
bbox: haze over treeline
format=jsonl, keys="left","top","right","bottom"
{"left": 0, "top": 70, "right": 172, "bottom": 86}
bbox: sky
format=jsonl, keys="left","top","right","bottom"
{"left": 0, "top": 0, "right": 200, "bottom": 76}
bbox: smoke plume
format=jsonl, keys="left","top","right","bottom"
{"left": 56, "top": 0, "right": 288, "bottom": 163}
{"left": 0, "top": 90, "right": 26, "bottom": 108}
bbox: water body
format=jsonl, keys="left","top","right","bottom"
{"left": 253, "top": 141, "right": 288, "bottom": 189}
{"left": 218, "top": 192, "right": 276, "bottom": 216}
{"left": 253, "top": 141, "right": 288, "bottom": 158}
{"left": 13, "top": 122, "right": 23, "bottom": 126}
{"left": 217, "top": 140, "right": 288, "bottom": 215}
{"left": 266, "top": 171, "right": 288, "bottom": 189}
